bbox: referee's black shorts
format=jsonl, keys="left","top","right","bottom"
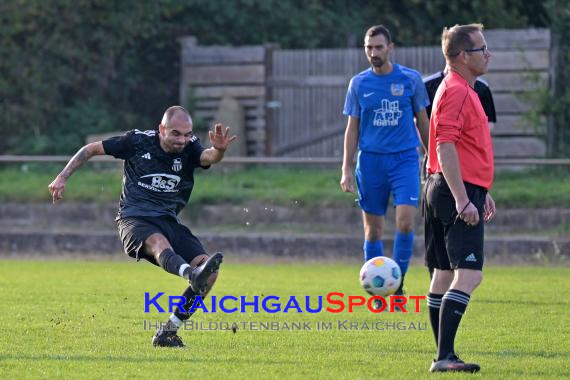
{"left": 117, "top": 215, "right": 207, "bottom": 266}
{"left": 424, "top": 173, "right": 487, "bottom": 271}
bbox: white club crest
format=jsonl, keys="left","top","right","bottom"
{"left": 391, "top": 83, "right": 404, "bottom": 96}
{"left": 172, "top": 158, "right": 182, "bottom": 172}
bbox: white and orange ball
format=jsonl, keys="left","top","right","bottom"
{"left": 359, "top": 257, "right": 402, "bottom": 297}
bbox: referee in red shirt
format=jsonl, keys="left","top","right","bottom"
{"left": 424, "top": 24, "right": 496, "bottom": 373}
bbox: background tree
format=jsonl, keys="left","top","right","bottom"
{"left": 0, "top": 0, "right": 552, "bottom": 154}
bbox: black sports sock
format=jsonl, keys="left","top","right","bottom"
{"left": 437, "top": 289, "right": 470, "bottom": 360}
{"left": 173, "top": 285, "right": 199, "bottom": 321}
{"left": 157, "top": 248, "right": 191, "bottom": 280}
{"left": 427, "top": 292, "right": 444, "bottom": 348}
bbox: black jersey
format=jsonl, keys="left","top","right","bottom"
{"left": 102, "top": 129, "right": 208, "bottom": 219}
{"left": 423, "top": 71, "right": 497, "bottom": 122}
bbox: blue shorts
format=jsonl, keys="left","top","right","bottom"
{"left": 355, "top": 148, "right": 420, "bottom": 216}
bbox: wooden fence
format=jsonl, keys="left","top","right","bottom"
{"left": 179, "top": 36, "right": 272, "bottom": 156}
{"left": 179, "top": 29, "right": 551, "bottom": 158}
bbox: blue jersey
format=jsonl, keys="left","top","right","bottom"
{"left": 343, "top": 64, "right": 429, "bottom": 154}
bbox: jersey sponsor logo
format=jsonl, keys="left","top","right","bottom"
{"left": 190, "top": 135, "right": 198, "bottom": 142}
{"left": 363, "top": 92, "right": 375, "bottom": 98}
{"left": 373, "top": 99, "right": 402, "bottom": 127}
{"left": 172, "top": 158, "right": 182, "bottom": 172}
{"left": 391, "top": 83, "right": 404, "bottom": 96}
{"left": 141, "top": 153, "right": 151, "bottom": 160}
{"left": 138, "top": 173, "right": 181, "bottom": 192}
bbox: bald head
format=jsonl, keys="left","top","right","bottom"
{"left": 161, "top": 106, "right": 192, "bottom": 129}
{"left": 158, "top": 106, "right": 194, "bottom": 153}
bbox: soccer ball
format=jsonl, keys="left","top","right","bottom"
{"left": 359, "top": 257, "right": 402, "bottom": 297}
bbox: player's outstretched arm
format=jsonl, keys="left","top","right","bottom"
{"left": 200, "top": 123, "right": 237, "bottom": 166}
{"left": 48, "top": 141, "right": 106, "bottom": 203}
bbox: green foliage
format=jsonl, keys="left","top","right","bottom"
{"left": 0, "top": 0, "right": 549, "bottom": 154}
{"left": 0, "top": 165, "right": 123, "bottom": 202}
{"left": 518, "top": 1, "right": 570, "bottom": 157}
{"left": 2, "top": 165, "right": 570, "bottom": 209}
{"left": 0, "top": 0, "right": 183, "bottom": 154}
{"left": 351, "top": 0, "right": 547, "bottom": 46}
{"left": 545, "top": 0, "right": 570, "bottom": 156}
{"left": 492, "top": 167, "right": 570, "bottom": 208}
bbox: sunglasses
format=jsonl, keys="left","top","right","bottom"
{"left": 449, "top": 45, "right": 489, "bottom": 57}
{"left": 464, "top": 45, "right": 488, "bottom": 55}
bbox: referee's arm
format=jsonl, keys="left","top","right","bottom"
{"left": 436, "top": 142, "right": 480, "bottom": 226}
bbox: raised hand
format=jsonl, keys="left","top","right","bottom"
{"left": 209, "top": 123, "right": 237, "bottom": 151}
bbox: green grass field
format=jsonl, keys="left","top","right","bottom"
{"left": 1, "top": 165, "right": 570, "bottom": 207}
{"left": 0, "top": 260, "right": 568, "bottom": 379}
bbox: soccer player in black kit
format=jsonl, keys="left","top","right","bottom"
{"left": 48, "top": 106, "right": 236, "bottom": 347}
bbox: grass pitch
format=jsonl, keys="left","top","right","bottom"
{"left": 2, "top": 165, "right": 570, "bottom": 208}
{"left": 0, "top": 260, "right": 568, "bottom": 379}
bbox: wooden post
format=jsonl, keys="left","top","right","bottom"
{"left": 264, "top": 43, "right": 279, "bottom": 156}
{"left": 547, "top": 30, "right": 558, "bottom": 157}
{"left": 178, "top": 36, "right": 198, "bottom": 109}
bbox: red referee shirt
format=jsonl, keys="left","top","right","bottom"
{"left": 427, "top": 70, "right": 494, "bottom": 190}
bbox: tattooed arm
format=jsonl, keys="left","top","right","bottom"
{"left": 48, "top": 141, "right": 106, "bottom": 203}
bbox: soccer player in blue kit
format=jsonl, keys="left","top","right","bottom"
{"left": 341, "top": 25, "right": 430, "bottom": 301}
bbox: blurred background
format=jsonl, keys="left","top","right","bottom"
{"left": 1, "top": 0, "right": 569, "bottom": 261}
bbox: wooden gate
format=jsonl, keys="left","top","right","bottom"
{"left": 179, "top": 29, "right": 551, "bottom": 158}
{"left": 267, "top": 29, "right": 550, "bottom": 158}
{"left": 268, "top": 47, "right": 445, "bottom": 157}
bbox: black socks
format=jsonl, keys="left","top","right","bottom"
{"left": 437, "top": 289, "right": 471, "bottom": 360}
{"left": 173, "top": 285, "right": 199, "bottom": 322}
{"left": 427, "top": 292, "right": 443, "bottom": 347}
{"left": 157, "top": 248, "right": 191, "bottom": 280}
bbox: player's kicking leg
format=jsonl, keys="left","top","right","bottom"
{"left": 141, "top": 232, "right": 223, "bottom": 347}
{"left": 188, "top": 253, "right": 223, "bottom": 293}
{"left": 116, "top": 218, "right": 224, "bottom": 347}
{"left": 143, "top": 232, "right": 223, "bottom": 292}
{"left": 152, "top": 253, "right": 221, "bottom": 347}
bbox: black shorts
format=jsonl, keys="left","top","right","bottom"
{"left": 117, "top": 216, "right": 207, "bottom": 266}
{"left": 424, "top": 173, "right": 487, "bottom": 271}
